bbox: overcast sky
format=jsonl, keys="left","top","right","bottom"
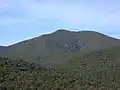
{"left": 0, "top": 0, "right": 120, "bottom": 46}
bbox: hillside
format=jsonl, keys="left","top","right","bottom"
{"left": 0, "top": 46, "right": 7, "bottom": 55}
{"left": 58, "top": 45, "right": 120, "bottom": 73}
{"left": 1, "top": 45, "right": 120, "bottom": 89}
{"left": 39, "top": 44, "right": 120, "bottom": 69}
{"left": 0, "top": 29, "right": 120, "bottom": 62}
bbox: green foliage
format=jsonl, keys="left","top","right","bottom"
{"left": 1, "top": 45, "right": 120, "bottom": 89}
{"left": 0, "top": 31, "right": 120, "bottom": 90}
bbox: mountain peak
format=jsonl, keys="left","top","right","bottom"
{"left": 54, "top": 29, "right": 103, "bottom": 35}
{"left": 41, "top": 29, "right": 71, "bottom": 37}
{"left": 44, "top": 29, "right": 106, "bottom": 37}
{"left": 54, "top": 29, "right": 72, "bottom": 33}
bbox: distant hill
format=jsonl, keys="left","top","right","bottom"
{"left": 0, "top": 29, "right": 120, "bottom": 61}
{"left": 0, "top": 46, "right": 7, "bottom": 55}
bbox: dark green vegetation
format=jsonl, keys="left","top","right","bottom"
{"left": 1, "top": 45, "right": 120, "bottom": 90}
{"left": 1, "top": 30, "right": 120, "bottom": 90}
{"left": 1, "top": 30, "right": 120, "bottom": 62}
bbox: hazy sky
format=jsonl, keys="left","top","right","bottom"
{"left": 0, "top": 0, "right": 120, "bottom": 46}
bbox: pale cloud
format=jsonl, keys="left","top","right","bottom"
{"left": 0, "top": 15, "right": 34, "bottom": 26}
{"left": 0, "top": 0, "right": 120, "bottom": 28}
{"left": 2, "top": 0, "right": 119, "bottom": 28}
{"left": 0, "top": 3, "right": 8, "bottom": 8}
{"left": 0, "top": 0, "right": 8, "bottom": 8}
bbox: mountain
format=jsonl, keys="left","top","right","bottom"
{"left": 1, "top": 29, "right": 120, "bottom": 89}
{"left": 0, "top": 29, "right": 120, "bottom": 62}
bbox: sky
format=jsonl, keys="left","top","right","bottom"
{"left": 0, "top": 0, "right": 120, "bottom": 46}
